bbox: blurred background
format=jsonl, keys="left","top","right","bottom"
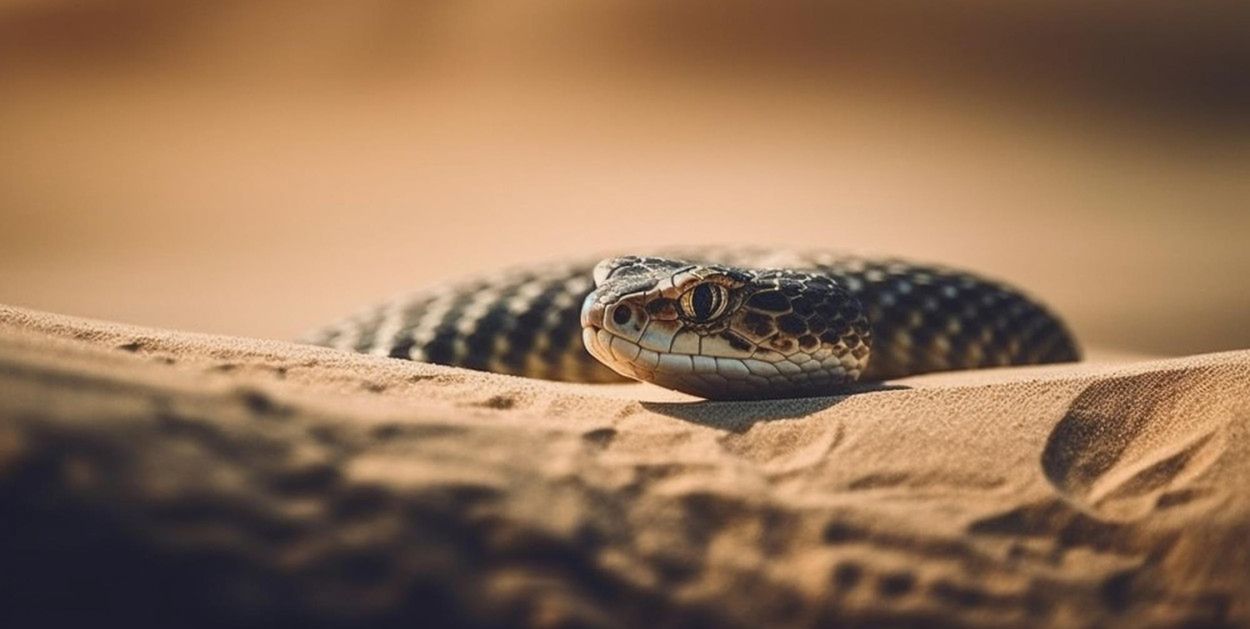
{"left": 1, "top": 1, "right": 1246, "bottom": 356}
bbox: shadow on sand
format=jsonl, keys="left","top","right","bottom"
{"left": 642, "top": 382, "right": 907, "bottom": 432}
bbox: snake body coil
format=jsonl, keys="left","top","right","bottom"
{"left": 308, "top": 250, "right": 1078, "bottom": 399}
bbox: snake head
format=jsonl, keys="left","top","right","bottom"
{"left": 580, "top": 256, "right": 873, "bottom": 400}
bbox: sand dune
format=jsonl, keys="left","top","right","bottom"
{"left": 1, "top": 304, "right": 1247, "bottom": 627}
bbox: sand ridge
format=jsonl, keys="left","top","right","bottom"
{"left": 1, "top": 304, "right": 1247, "bottom": 627}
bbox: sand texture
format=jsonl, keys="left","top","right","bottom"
{"left": 2, "top": 304, "right": 1248, "bottom": 628}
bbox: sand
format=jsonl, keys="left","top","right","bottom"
{"left": 2, "top": 303, "right": 1247, "bottom": 628}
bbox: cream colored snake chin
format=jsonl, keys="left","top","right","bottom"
{"left": 307, "top": 249, "right": 1079, "bottom": 400}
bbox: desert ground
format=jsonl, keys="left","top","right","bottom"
{"left": 3, "top": 306, "right": 1248, "bottom": 627}
{"left": 2, "top": 2, "right": 1249, "bottom": 627}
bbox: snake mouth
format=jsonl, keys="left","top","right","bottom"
{"left": 580, "top": 293, "right": 624, "bottom": 379}
{"left": 584, "top": 325, "right": 859, "bottom": 400}
{"left": 579, "top": 292, "right": 606, "bottom": 331}
{"left": 580, "top": 292, "right": 632, "bottom": 380}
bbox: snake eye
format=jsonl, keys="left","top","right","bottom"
{"left": 680, "top": 282, "right": 730, "bottom": 323}
{"left": 612, "top": 304, "right": 634, "bottom": 326}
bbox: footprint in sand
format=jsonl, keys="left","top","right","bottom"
{"left": 1040, "top": 367, "right": 1238, "bottom": 521}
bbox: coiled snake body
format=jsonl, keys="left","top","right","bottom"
{"left": 308, "top": 250, "right": 1079, "bottom": 399}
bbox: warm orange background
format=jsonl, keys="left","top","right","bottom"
{"left": 2, "top": 2, "right": 1247, "bottom": 355}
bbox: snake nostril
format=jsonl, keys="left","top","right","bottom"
{"left": 612, "top": 305, "right": 633, "bottom": 326}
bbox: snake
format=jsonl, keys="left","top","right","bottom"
{"left": 306, "top": 249, "right": 1079, "bottom": 400}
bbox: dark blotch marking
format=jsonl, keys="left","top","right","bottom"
{"left": 463, "top": 302, "right": 514, "bottom": 371}
{"left": 878, "top": 572, "right": 916, "bottom": 597}
{"left": 117, "top": 341, "right": 145, "bottom": 352}
{"left": 778, "top": 314, "right": 807, "bottom": 335}
{"left": 646, "top": 298, "right": 677, "bottom": 317}
{"left": 500, "top": 277, "right": 577, "bottom": 372}
{"left": 833, "top": 562, "right": 863, "bottom": 590}
{"left": 821, "top": 521, "right": 866, "bottom": 543}
{"left": 929, "top": 580, "right": 986, "bottom": 607}
{"left": 371, "top": 423, "right": 405, "bottom": 440}
{"left": 237, "top": 388, "right": 288, "bottom": 418}
{"left": 1101, "top": 569, "right": 1136, "bottom": 612}
{"left": 387, "top": 337, "right": 416, "bottom": 359}
{"left": 538, "top": 292, "right": 586, "bottom": 366}
{"left": 380, "top": 295, "right": 436, "bottom": 359}
{"left": 582, "top": 427, "right": 617, "bottom": 447}
{"left": 747, "top": 290, "right": 790, "bottom": 312}
{"left": 422, "top": 317, "right": 463, "bottom": 366}
{"left": 798, "top": 334, "right": 818, "bottom": 350}
{"left": 721, "top": 331, "right": 753, "bottom": 352}
{"left": 477, "top": 395, "right": 516, "bottom": 410}
{"left": 352, "top": 306, "right": 388, "bottom": 352}
{"left": 501, "top": 285, "right": 560, "bottom": 370}
{"left": 820, "top": 330, "right": 842, "bottom": 344}
{"left": 1156, "top": 487, "right": 1209, "bottom": 509}
{"left": 742, "top": 311, "right": 775, "bottom": 338}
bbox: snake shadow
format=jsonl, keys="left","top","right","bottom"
{"left": 641, "top": 382, "right": 907, "bottom": 432}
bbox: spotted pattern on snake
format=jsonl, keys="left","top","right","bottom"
{"left": 306, "top": 250, "right": 1079, "bottom": 399}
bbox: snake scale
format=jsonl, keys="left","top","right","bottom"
{"left": 307, "top": 249, "right": 1079, "bottom": 399}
